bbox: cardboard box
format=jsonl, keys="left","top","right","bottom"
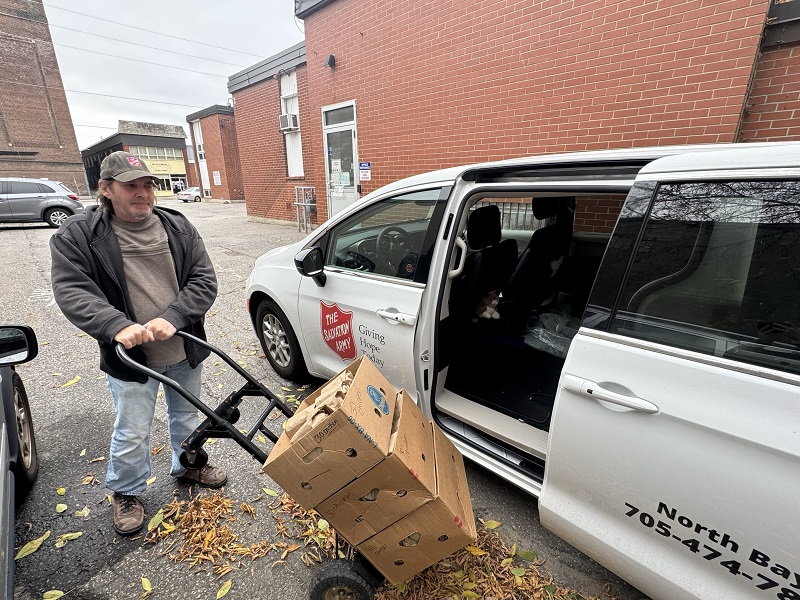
{"left": 315, "top": 390, "right": 436, "bottom": 545}
{"left": 262, "top": 357, "right": 397, "bottom": 508}
{"left": 356, "top": 425, "right": 477, "bottom": 585}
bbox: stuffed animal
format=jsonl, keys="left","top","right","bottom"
{"left": 475, "top": 291, "right": 501, "bottom": 320}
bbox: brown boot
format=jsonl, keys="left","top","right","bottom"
{"left": 180, "top": 463, "right": 228, "bottom": 489}
{"left": 112, "top": 493, "right": 145, "bottom": 536}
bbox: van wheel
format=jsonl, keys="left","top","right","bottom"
{"left": 255, "top": 300, "right": 307, "bottom": 381}
{"left": 44, "top": 208, "right": 71, "bottom": 228}
{"left": 12, "top": 372, "right": 38, "bottom": 504}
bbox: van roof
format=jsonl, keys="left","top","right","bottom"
{"left": 637, "top": 141, "right": 800, "bottom": 174}
{"left": 367, "top": 141, "right": 800, "bottom": 197}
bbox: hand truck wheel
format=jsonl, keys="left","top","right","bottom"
{"left": 308, "top": 559, "right": 376, "bottom": 600}
{"left": 179, "top": 447, "right": 209, "bottom": 470}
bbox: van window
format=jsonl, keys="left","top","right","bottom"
{"left": 325, "top": 188, "right": 447, "bottom": 283}
{"left": 609, "top": 179, "right": 800, "bottom": 374}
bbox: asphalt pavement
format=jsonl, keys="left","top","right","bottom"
{"left": 4, "top": 197, "right": 644, "bottom": 600}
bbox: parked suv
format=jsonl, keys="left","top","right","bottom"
{"left": 247, "top": 141, "right": 800, "bottom": 600}
{"left": 0, "top": 325, "right": 39, "bottom": 598}
{"left": 0, "top": 178, "right": 84, "bottom": 227}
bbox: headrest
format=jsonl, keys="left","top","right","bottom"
{"left": 467, "top": 205, "right": 501, "bottom": 250}
{"left": 532, "top": 197, "right": 572, "bottom": 221}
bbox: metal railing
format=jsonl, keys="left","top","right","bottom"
{"left": 294, "top": 186, "right": 316, "bottom": 232}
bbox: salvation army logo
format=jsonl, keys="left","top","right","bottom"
{"left": 367, "top": 384, "right": 390, "bottom": 415}
{"left": 127, "top": 156, "right": 142, "bottom": 167}
{"left": 320, "top": 301, "right": 356, "bottom": 361}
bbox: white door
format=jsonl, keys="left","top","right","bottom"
{"left": 296, "top": 187, "right": 448, "bottom": 391}
{"left": 540, "top": 177, "right": 800, "bottom": 600}
{"left": 322, "top": 102, "right": 359, "bottom": 217}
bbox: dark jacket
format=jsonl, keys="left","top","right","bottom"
{"left": 49, "top": 205, "right": 217, "bottom": 382}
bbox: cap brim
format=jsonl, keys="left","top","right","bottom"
{"left": 112, "top": 171, "right": 158, "bottom": 183}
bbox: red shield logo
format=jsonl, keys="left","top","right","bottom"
{"left": 320, "top": 301, "right": 356, "bottom": 361}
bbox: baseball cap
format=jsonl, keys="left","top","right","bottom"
{"left": 99, "top": 151, "right": 157, "bottom": 182}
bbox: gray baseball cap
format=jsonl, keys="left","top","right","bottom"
{"left": 99, "top": 151, "right": 157, "bottom": 182}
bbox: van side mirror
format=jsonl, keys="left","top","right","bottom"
{"left": 294, "top": 247, "right": 327, "bottom": 287}
{"left": 0, "top": 325, "right": 38, "bottom": 366}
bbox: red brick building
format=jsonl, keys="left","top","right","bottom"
{"left": 186, "top": 105, "right": 244, "bottom": 201}
{"left": 0, "top": 0, "right": 87, "bottom": 193}
{"left": 231, "top": 0, "right": 800, "bottom": 226}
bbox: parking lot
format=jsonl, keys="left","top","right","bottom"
{"left": 3, "top": 197, "right": 642, "bottom": 600}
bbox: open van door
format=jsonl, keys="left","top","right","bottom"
{"left": 539, "top": 155, "right": 800, "bottom": 600}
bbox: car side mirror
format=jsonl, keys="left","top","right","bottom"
{"left": 294, "top": 247, "right": 327, "bottom": 287}
{"left": 0, "top": 325, "right": 38, "bottom": 366}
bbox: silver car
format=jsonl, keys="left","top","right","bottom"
{"left": 0, "top": 178, "right": 84, "bottom": 227}
{"left": 0, "top": 325, "right": 38, "bottom": 597}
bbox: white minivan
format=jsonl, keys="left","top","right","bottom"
{"left": 246, "top": 142, "right": 800, "bottom": 600}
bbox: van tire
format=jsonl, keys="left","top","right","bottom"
{"left": 255, "top": 300, "right": 307, "bottom": 381}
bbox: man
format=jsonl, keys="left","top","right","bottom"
{"left": 49, "top": 151, "right": 227, "bottom": 536}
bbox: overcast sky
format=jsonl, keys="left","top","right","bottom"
{"left": 43, "top": 0, "right": 305, "bottom": 150}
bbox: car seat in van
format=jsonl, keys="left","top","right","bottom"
{"left": 503, "top": 198, "right": 574, "bottom": 324}
{"left": 449, "top": 204, "right": 518, "bottom": 321}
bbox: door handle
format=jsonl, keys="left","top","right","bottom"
{"left": 376, "top": 308, "right": 416, "bottom": 326}
{"left": 562, "top": 375, "right": 659, "bottom": 414}
{"left": 447, "top": 237, "right": 467, "bottom": 280}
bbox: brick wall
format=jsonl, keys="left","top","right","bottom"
{"left": 297, "top": 0, "right": 771, "bottom": 218}
{"left": 198, "top": 113, "right": 244, "bottom": 200}
{"left": 739, "top": 41, "right": 800, "bottom": 141}
{"left": 0, "top": 0, "right": 87, "bottom": 193}
{"left": 232, "top": 66, "right": 318, "bottom": 222}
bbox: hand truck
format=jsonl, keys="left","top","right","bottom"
{"left": 115, "top": 331, "right": 387, "bottom": 599}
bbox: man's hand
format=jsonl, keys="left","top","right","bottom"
{"left": 114, "top": 324, "right": 155, "bottom": 349}
{"left": 143, "top": 317, "right": 177, "bottom": 341}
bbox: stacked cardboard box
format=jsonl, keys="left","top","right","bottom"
{"left": 262, "top": 357, "right": 477, "bottom": 585}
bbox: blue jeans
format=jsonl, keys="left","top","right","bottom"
{"left": 105, "top": 359, "right": 202, "bottom": 495}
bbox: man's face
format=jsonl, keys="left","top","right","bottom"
{"left": 100, "top": 177, "right": 156, "bottom": 222}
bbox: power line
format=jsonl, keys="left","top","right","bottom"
{"left": 0, "top": 78, "right": 206, "bottom": 108}
{"left": 54, "top": 43, "right": 229, "bottom": 78}
{"left": 0, "top": 10, "right": 249, "bottom": 68}
{"left": 43, "top": 3, "right": 267, "bottom": 60}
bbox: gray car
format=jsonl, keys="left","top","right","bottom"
{"left": 0, "top": 325, "right": 38, "bottom": 598}
{"left": 0, "top": 178, "right": 84, "bottom": 227}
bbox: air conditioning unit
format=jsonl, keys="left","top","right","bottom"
{"left": 279, "top": 113, "right": 300, "bottom": 132}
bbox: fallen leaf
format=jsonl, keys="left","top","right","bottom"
{"left": 500, "top": 557, "right": 513, "bottom": 567}
{"left": 79, "top": 449, "right": 86, "bottom": 457}
{"left": 88, "top": 456, "right": 105, "bottom": 463}
{"left": 55, "top": 504, "right": 68, "bottom": 513}
{"left": 544, "top": 583, "right": 555, "bottom": 599}
{"left": 216, "top": 579, "right": 232, "bottom": 599}
{"left": 74, "top": 506, "right": 90, "bottom": 518}
{"left": 142, "top": 577, "right": 152, "bottom": 592}
{"left": 510, "top": 567, "right": 526, "bottom": 576}
{"left": 54, "top": 532, "right": 83, "bottom": 548}
{"left": 281, "top": 386, "right": 291, "bottom": 392}
{"left": 518, "top": 549, "right": 538, "bottom": 561}
{"left": 462, "top": 591, "right": 480, "bottom": 599}
{"left": 317, "top": 519, "right": 329, "bottom": 531}
{"left": 146, "top": 476, "right": 156, "bottom": 485}
{"left": 60, "top": 375, "right": 81, "bottom": 388}
{"left": 51, "top": 372, "right": 63, "bottom": 376}
{"left": 257, "top": 435, "right": 265, "bottom": 444}
{"left": 43, "top": 591, "right": 64, "bottom": 599}
{"left": 15, "top": 530, "right": 50, "bottom": 559}
{"left": 465, "top": 546, "right": 487, "bottom": 556}
{"left": 148, "top": 509, "right": 164, "bottom": 531}
{"left": 262, "top": 488, "right": 279, "bottom": 497}
{"left": 482, "top": 519, "right": 502, "bottom": 530}
{"left": 56, "top": 487, "right": 66, "bottom": 496}
{"left": 207, "top": 439, "right": 217, "bottom": 444}
{"left": 151, "top": 445, "right": 165, "bottom": 456}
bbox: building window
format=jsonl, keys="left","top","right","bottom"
{"left": 281, "top": 71, "right": 304, "bottom": 177}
